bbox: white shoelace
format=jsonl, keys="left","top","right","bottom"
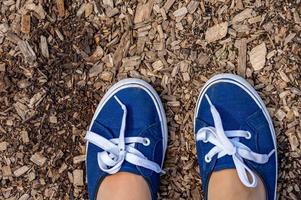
{"left": 85, "top": 96, "right": 163, "bottom": 174}
{"left": 196, "top": 94, "right": 275, "bottom": 188}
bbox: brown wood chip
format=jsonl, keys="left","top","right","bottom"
{"left": 100, "top": 71, "right": 113, "bottom": 82}
{"left": 73, "top": 155, "right": 86, "bottom": 164}
{"left": 59, "top": 163, "right": 67, "bottom": 174}
{"left": 237, "top": 38, "right": 247, "bottom": 77}
{"left": 248, "top": 15, "right": 262, "bottom": 24}
{"left": 122, "top": 56, "right": 141, "bottom": 68}
{"left": 73, "top": 169, "right": 84, "bottom": 186}
{"left": 85, "top": 3, "right": 94, "bottom": 17}
{"left": 0, "top": 63, "right": 5, "bottom": 72}
{"left": 18, "top": 194, "right": 30, "bottom": 200}
{"left": 232, "top": 8, "right": 253, "bottom": 23}
{"left": 89, "top": 63, "right": 103, "bottom": 78}
{"left": 163, "top": 0, "right": 176, "bottom": 12}
{"left": 17, "top": 40, "right": 37, "bottom": 64}
{"left": 113, "top": 32, "right": 131, "bottom": 69}
{"left": 14, "top": 166, "right": 30, "bottom": 177}
{"left": 21, "top": 131, "right": 29, "bottom": 143}
{"left": 284, "top": 33, "right": 296, "bottom": 46}
{"left": 182, "top": 72, "right": 190, "bottom": 82}
{"left": 0, "top": 141, "right": 8, "bottom": 151}
{"left": 102, "top": 54, "right": 114, "bottom": 68}
{"left": 134, "top": 0, "right": 154, "bottom": 24}
{"left": 288, "top": 133, "right": 299, "bottom": 152}
{"left": 103, "top": 0, "right": 114, "bottom": 8}
{"left": 21, "top": 14, "right": 30, "bottom": 34}
{"left": 249, "top": 43, "right": 267, "bottom": 71}
{"left": 2, "top": 166, "right": 12, "bottom": 178}
{"left": 24, "top": 3, "right": 46, "bottom": 20}
{"left": 152, "top": 60, "right": 164, "bottom": 72}
{"left": 76, "top": 3, "right": 86, "bottom": 17}
{"left": 205, "top": 22, "right": 228, "bottom": 43}
{"left": 40, "top": 35, "right": 49, "bottom": 58}
{"left": 106, "top": 7, "right": 119, "bottom": 17}
{"left": 187, "top": 1, "right": 199, "bottom": 14}
{"left": 49, "top": 115, "right": 58, "bottom": 123}
{"left": 56, "top": 0, "right": 65, "bottom": 17}
{"left": 275, "top": 109, "right": 286, "bottom": 121}
{"left": 86, "top": 46, "right": 104, "bottom": 63}
{"left": 173, "top": 7, "right": 188, "bottom": 17}
{"left": 30, "top": 152, "right": 47, "bottom": 166}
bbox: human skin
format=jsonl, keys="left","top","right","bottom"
{"left": 97, "top": 169, "right": 265, "bottom": 200}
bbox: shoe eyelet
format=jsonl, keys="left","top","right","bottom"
{"left": 205, "top": 155, "right": 211, "bottom": 163}
{"left": 143, "top": 138, "right": 150, "bottom": 146}
{"left": 246, "top": 132, "right": 252, "bottom": 139}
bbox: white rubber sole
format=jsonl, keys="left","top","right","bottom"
{"left": 194, "top": 73, "right": 278, "bottom": 200}
{"left": 86, "top": 78, "right": 168, "bottom": 168}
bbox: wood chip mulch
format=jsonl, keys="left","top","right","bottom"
{"left": 0, "top": 0, "right": 300, "bottom": 199}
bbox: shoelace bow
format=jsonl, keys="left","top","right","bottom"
{"left": 196, "top": 94, "right": 275, "bottom": 188}
{"left": 85, "top": 96, "right": 163, "bottom": 174}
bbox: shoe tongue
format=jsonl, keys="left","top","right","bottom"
{"left": 213, "top": 154, "right": 236, "bottom": 172}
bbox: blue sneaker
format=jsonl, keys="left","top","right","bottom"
{"left": 85, "top": 78, "right": 168, "bottom": 200}
{"left": 194, "top": 74, "right": 277, "bottom": 200}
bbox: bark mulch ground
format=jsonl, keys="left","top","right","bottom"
{"left": 0, "top": 0, "right": 300, "bottom": 199}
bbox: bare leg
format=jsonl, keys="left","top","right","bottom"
{"left": 97, "top": 172, "right": 151, "bottom": 200}
{"left": 208, "top": 169, "right": 266, "bottom": 200}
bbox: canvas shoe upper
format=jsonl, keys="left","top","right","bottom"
{"left": 85, "top": 78, "right": 168, "bottom": 200}
{"left": 194, "top": 74, "right": 277, "bottom": 200}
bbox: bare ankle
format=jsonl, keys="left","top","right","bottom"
{"left": 208, "top": 169, "right": 266, "bottom": 200}
{"left": 97, "top": 172, "right": 151, "bottom": 200}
